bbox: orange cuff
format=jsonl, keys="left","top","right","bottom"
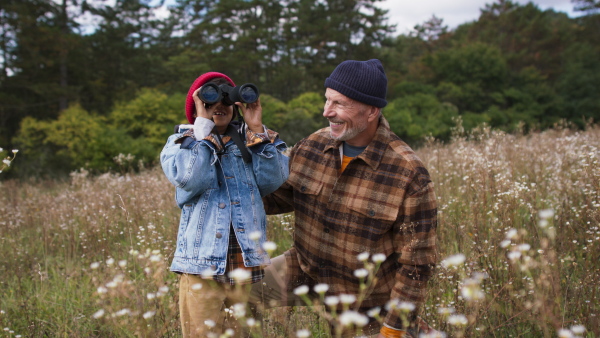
{"left": 380, "top": 326, "right": 406, "bottom": 338}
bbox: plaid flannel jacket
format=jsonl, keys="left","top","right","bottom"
{"left": 263, "top": 116, "right": 438, "bottom": 332}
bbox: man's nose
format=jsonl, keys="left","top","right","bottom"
{"left": 323, "top": 104, "right": 334, "bottom": 118}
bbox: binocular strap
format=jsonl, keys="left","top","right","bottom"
{"left": 224, "top": 125, "right": 252, "bottom": 163}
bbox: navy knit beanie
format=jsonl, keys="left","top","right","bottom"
{"left": 324, "top": 59, "right": 387, "bottom": 108}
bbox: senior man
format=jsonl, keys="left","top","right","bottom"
{"left": 251, "top": 59, "right": 438, "bottom": 338}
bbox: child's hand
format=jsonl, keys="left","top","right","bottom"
{"left": 237, "top": 98, "right": 263, "bottom": 133}
{"left": 192, "top": 88, "right": 212, "bottom": 120}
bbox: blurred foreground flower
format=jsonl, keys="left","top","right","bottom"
{"left": 262, "top": 241, "right": 277, "bottom": 254}
{"left": 441, "top": 254, "right": 466, "bottom": 268}
{"left": 447, "top": 314, "right": 468, "bottom": 326}
{"left": 229, "top": 268, "right": 251, "bottom": 283}
{"left": 296, "top": 329, "right": 310, "bottom": 337}
{"left": 339, "top": 310, "right": 369, "bottom": 327}
{"left": 294, "top": 285, "right": 309, "bottom": 296}
{"left": 314, "top": 283, "right": 329, "bottom": 294}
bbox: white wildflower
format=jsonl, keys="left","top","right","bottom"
{"left": 353, "top": 268, "right": 369, "bottom": 279}
{"left": 314, "top": 283, "right": 329, "bottom": 294}
{"left": 106, "top": 258, "right": 115, "bottom": 266}
{"left": 118, "top": 260, "right": 127, "bottom": 267}
{"left": 111, "top": 274, "right": 124, "bottom": 284}
{"left": 229, "top": 268, "right": 251, "bottom": 282}
{"left": 507, "top": 251, "right": 521, "bottom": 262}
{"left": 296, "top": 329, "right": 310, "bottom": 338}
{"left": 397, "top": 302, "right": 416, "bottom": 312}
{"left": 97, "top": 286, "right": 108, "bottom": 294}
{"left": 262, "top": 241, "right": 277, "bottom": 253}
{"left": 90, "top": 262, "right": 100, "bottom": 269}
{"left": 539, "top": 209, "right": 554, "bottom": 220}
{"left": 517, "top": 243, "right": 531, "bottom": 252}
{"left": 201, "top": 268, "right": 216, "bottom": 278}
{"left": 249, "top": 231, "right": 262, "bottom": 241}
{"left": 372, "top": 253, "right": 386, "bottom": 263}
{"left": 339, "top": 310, "right": 369, "bottom": 327}
{"left": 570, "top": 325, "right": 585, "bottom": 334}
{"left": 92, "top": 309, "right": 105, "bottom": 319}
{"left": 357, "top": 252, "right": 370, "bottom": 262}
{"left": 505, "top": 228, "right": 518, "bottom": 239}
{"left": 114, "top": 308, "right": 130, "bottom": 317}
{"left": 232, "top": 303, "right": 246, "bottom": 318}
{"left": 558, "top": 329, "right": 574, "bottom": 338}
{"left": 437, "top": 307, "right": 455, "bottom": 316}
{"left": 447, "top": 314, "right": 468, "bottom": 326}
{"left": 367, "top": 307, "right": 381, "bottom": 318}
{"left": 339, "top": 294, "right": 356, "bottom": 305}
{"left": 324, "top": 296, "right": 339, "bottom": 307}
{"left": 204, "top": 320, "right": 216, "bottom": 328}
{"left": 142, "top": 311, "right": 155, "bottom": 319}
{"left": 441, "top": 254, "right": 466, "bottom": 268}
{"left": 500, "top": 240, "right": 511, "bottom": 248}
{"left": 293, "top": 285, "right": 309, "bottom": 296}
{"left": 461, "top": 279, "right": 485, "bottom": 301}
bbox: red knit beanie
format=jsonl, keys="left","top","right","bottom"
{"left": 185, "top": 72, "right": 235, "bottom": 123}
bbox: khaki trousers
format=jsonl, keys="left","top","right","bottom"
{"left": 179, "top": 274, "right": 251, "bottom": 338}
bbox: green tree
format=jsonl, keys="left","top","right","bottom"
{"left": 279, "top": 92, "right": 327, "bottom": 145}
{"left": 557, "top": 43, "right": 600, "bottom": 125}
{"left": 108, "top": 88, "right": 185, "bottom": 149}
{"left": 425, "top": 43, "right": 509, "bottom": 114}
{"left": 572, "top": 0, "right": 600, "bottom": 13}
{"left": 386, "top": 93, "right": 459, "bottom": 142}
{"left": 0, "top": 0, "right": 83, "bottom": 146}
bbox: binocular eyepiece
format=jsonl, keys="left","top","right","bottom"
{"left": 199, "top": 83, "right": 260, "bottom": 107}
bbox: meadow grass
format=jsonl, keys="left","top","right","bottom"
{"left": 0, "top": 123, "right": 598, "bottom": 337}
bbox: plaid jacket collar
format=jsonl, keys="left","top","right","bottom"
{"left": 322, "top": 115, "right": 391, "bottom": 171}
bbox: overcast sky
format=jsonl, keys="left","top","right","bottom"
{"left": 377, "top": 0, "right": 579, "bottom": 35}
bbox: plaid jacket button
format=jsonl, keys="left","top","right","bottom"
{"left": 368, "top": 210, "right": 375, "bottom": 217}
{"left": 324, "top": 228, "right": 330, "bottom": 233}
{"left": 300, "top": 186, "right": 307, "bottom": 192}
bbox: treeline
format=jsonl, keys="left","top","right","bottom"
{"left": 1, "top": 0, "right": 599, "bottom": 178}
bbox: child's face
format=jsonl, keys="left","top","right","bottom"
{"left": 207, "top": 101, "right": 234, "bottom": 134}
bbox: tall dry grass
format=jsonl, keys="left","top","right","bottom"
{"left": 0, "top": 122, "right": 598, "bottom": 337}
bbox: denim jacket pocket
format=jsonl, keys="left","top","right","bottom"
{"left": 175, "top": 203, "right": 194, "bottom": 257}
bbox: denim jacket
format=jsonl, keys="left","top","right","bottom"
{"left": 160, "top": 125, "right": 288, "bottom": 276}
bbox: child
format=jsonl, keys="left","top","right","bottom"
{"left": 160, "top": 72, "right": 289, "bottom": 337}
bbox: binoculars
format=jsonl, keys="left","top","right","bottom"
{"left": 199, "top": 83, "right": 260, "bottom": 107}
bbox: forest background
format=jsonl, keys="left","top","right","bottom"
{"left": 1, "top": 0, "right": 599, "bottom": 178}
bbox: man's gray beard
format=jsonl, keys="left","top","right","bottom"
{"left": 331, "top": 122, "right": 368, "bottom": 142}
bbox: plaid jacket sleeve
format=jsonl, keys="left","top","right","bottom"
{"left": 261, "top": 143, "right": 296, "bottom": 215}
{"left": 385, "top": 173, "right": 438, "bottom": 329}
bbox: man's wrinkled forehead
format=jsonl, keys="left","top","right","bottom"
{"left": 325, "top": 88, "right": 366, "bottom": 108}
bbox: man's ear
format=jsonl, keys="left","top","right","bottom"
{"left": 367, "top": 107, "right": 380, "bottom": 122}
